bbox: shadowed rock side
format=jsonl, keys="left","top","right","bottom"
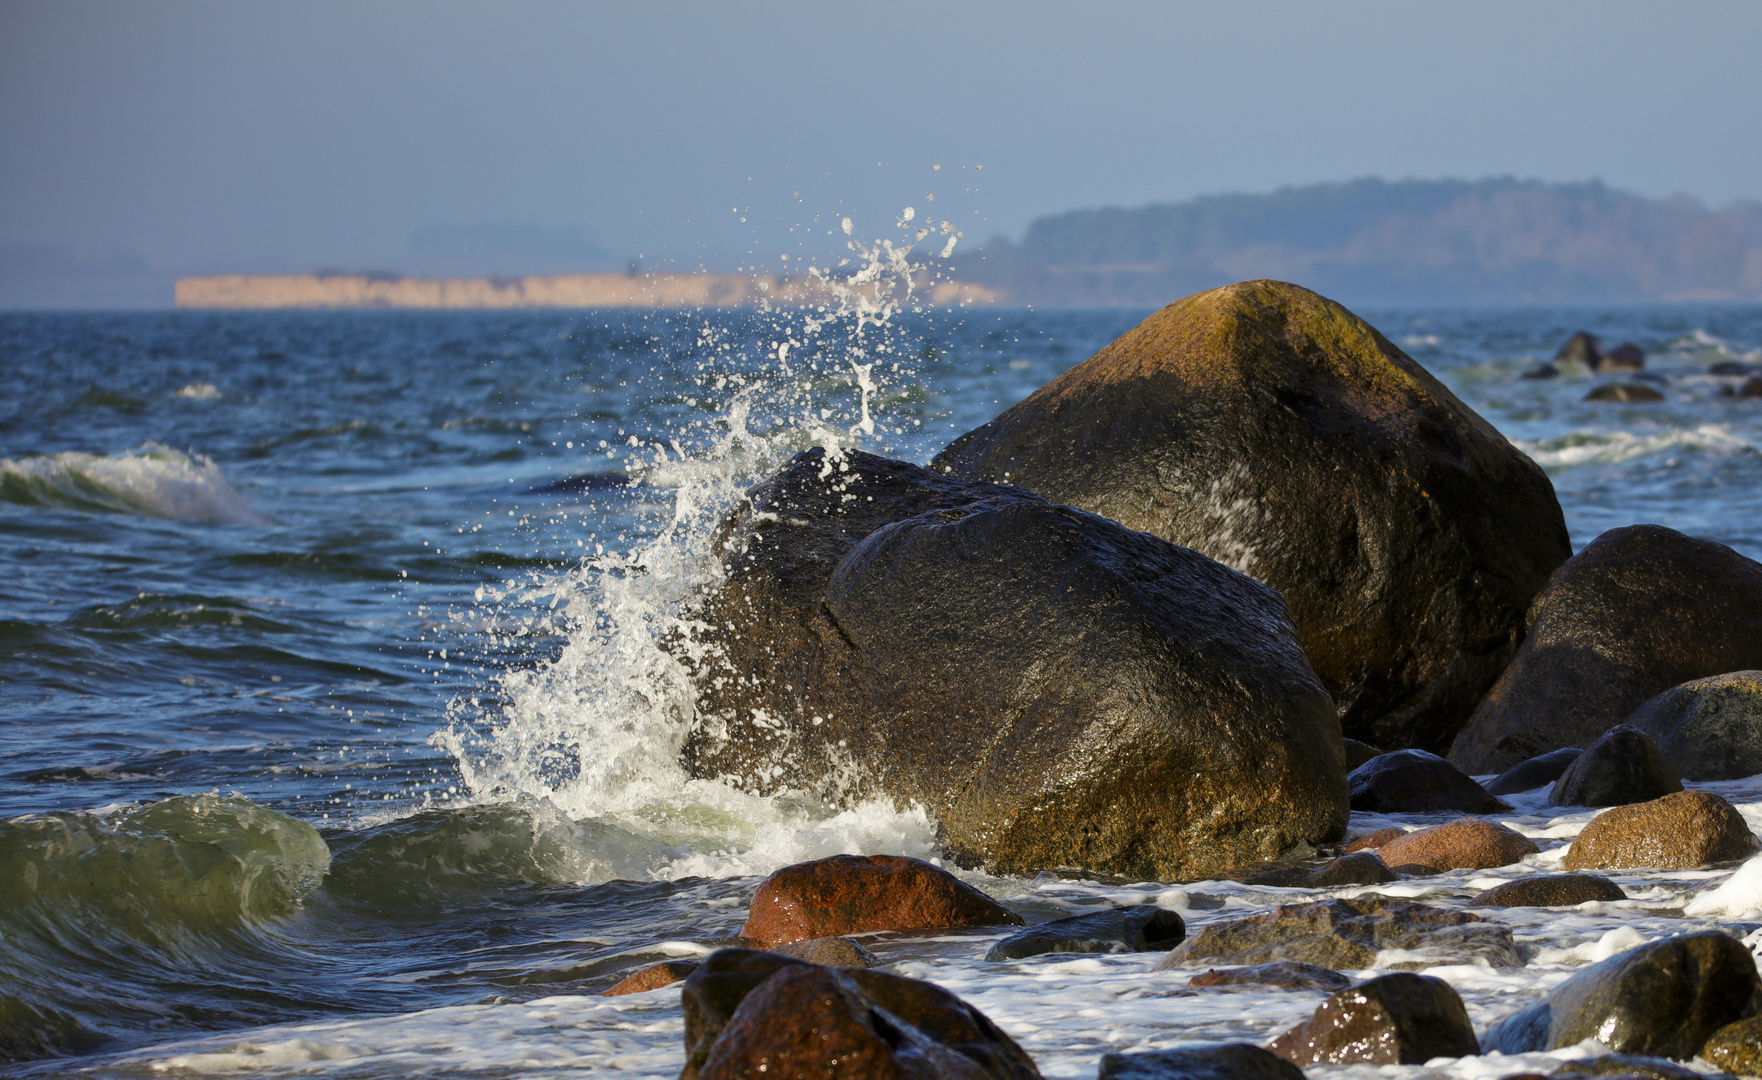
{"left": 1450, "top": 524, "right": 1762, "bottom": 774}
{"left": 683, "top": 448, "right": 1348, "bottom": 880}
{"left": 931, "top": 280, "right": 1569, "bottom": 754}
{"left": 1625, "top": 671, "right": 1762, "bottom": 781}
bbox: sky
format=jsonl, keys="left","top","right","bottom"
{"left": 3, "top": 0, "right": 1761, "bottom": 305}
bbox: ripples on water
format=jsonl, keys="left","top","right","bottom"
{"left": 2, "top": 300, "right": 1761, "bottom": 1076}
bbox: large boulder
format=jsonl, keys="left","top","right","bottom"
{"left": 1268, "top": 972, "right": 1478, "bottom": 1066}
{"left": 1562, "top": 790, "right": 1757, "bottom": 870}
{"left": 739, "top": 855, "right": 1021, "bottom": 949}
{"left": 1152, "top": 898, "right": 1519, "bottom": 971}
{"left": 680, "top": 949, "right": 1041, "bottom": 1080}
{"left": 1625, "top": 671, "right": 1762, "bottom": 781}
{"left": 1547, "top": 726, "right": 1682, "bottom": 807}
{"left": 1482, "top": 932, "right": 1759, "bottom": 1058}
{"left": 684, "top": 447, "right": 1348, "bottom": 879}
{"left": 929, "top": 279, "right": 1570, "bottom": 753}
{"left": 1450, "top": 525, "right": 1762, "bottom": 773}
{"left": 1348, "top": 750, "right": 1507, "bottom": 813}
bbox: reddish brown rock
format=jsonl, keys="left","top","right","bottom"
{"left": 603, "top": 959, "right": 700, "bottom": 996}
{"left": 740, "top": 854, "right": 1022, "bottom": 949}
{"left": 1562, "top": 790, "right": 1758, "bottom": 870}
{"left": 1343, "top": 827, "right": 1406, "bottom": 853}
{"left": 1268, "top": 972, "right": 1479, "bottom": 1065}
{"left": 681, "top": 948, "right": 1041, "bottom": 1080}
{"left": 1375, "top": 817, "right": 1540, "bottom": 872}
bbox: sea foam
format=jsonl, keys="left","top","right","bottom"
{"left": 0, "top": 443, "right": 273, "bottom": 525}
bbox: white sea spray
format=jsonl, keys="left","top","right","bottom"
{"left": 0, "top": 443, "right": 273, "bottom": 525}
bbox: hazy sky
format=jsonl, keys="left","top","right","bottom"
{"left": 3, "top": 0, "right": 1761, "bottom": 283}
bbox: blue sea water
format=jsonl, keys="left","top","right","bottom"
{"left": 2, "top": 299, "right": 1762, "bottom": 1077}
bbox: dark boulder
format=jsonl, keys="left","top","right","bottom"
{"left": 1486, "top": 748, "right": 1583, "bottom": 796}
{"left": 1522, "top": 362, "right": 1561, "bottom": 379}
{"left": 930, "top": 280, "right": 1570, "bottom": 754}
{"left": 1466, "top": 874, "right": 1625, "bottom": 907}
{"left": 984, "top": 904, "right": 1184, "bottom": 961}
{"left": 1244, "top": 851, "right": 1395, "bottom": 888}
{"left": 1702, "top": 1016, "right": 1762, "bottom": 1077}
{"left": 1557, "top": 332, "right": 1603, "bottom": 368}
{"left": 1625, "top": 671, "right": 1762, "bottom": 781}
{"left": 1563, "top": 790, "right": 1758, "bottom": 870}
{"left": 1268, "top": 972, "right": 1478, "bottom": 1065}
{"left": 1187, "top": 962, "right": 1352, "bottom": 992}
{"left": 739, "top": 855, "right": 1020, "bottom": 949}
{"left": 1741, "top": 376, "right": 1762, "bottom": 399}
{"left": 1152, "top": 898, "right": 1519, "bottom": 971}
{"left": 1349, "top": 750, "right": 1508, "bottom": 813}
{"left": 1586, "top": 383, "right": 1664, "bottom": 403}
{"left": 1343, "top": 738, "right": 1383, "bottom": 770}
{"left": 686, "top": 447, "right": 1348, "bottom": 879}
{"left": 1548, "top": 726, "right": 1682, "bottom": 807}
{"left": 1482, "top": 931, "right": 1759, "bottom": 1058}
{"left": 1603, "top": 343, "right": 1646, "bottom": 371}
{"left": 680, "top": 948, "right": 1041, "bottom": 1080}
{"left": 603, "top": 959, "right": 701, "bottom": 996}
{"left": 1374, "top": 817, "right": 1540, "bottom": 872}
{"left": 1100, "top": 1044, "right": 1304, "bottom": 1080}
{"left": 1449, "top": 525, "right": 1762, "bottom": 774}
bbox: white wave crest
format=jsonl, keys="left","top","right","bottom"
{"left": 1514, "top": 424, "right": 1757, "bottom": 470}
{"left": 0, "top": 443, "right": 274, "bottom": 525}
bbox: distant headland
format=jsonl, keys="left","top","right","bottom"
{"left": 174, "top": 272, "right": 999, "bottom": 310}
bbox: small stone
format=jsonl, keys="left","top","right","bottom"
{"left": 1099, "top": 1043, "right": 1305, "bottom": 1080}
{"left": 1482, "top": 931, "right": 1759, "bottom": 1058}
{"left": 769, "top": 936, "right": 880, "bottom": 967}
{"left": 1563, "top": 790, "right": 1758, "bottom": 870}
{"left": 1702, "top": 1016, "right": 1762, "bottom": 1076}
{"left": 1268, "top": 972, "right": 1479, "bottom": 1065}
{"left": 1187, "top": 962, "right": 1353, "bottom": 993}
{"left": 1153, "top": 898, "right": 1519, "bottom": 971}
{"left": 1349, "top": 750, "right": 1509, "bottom": 814}
{"left": 1343, "top": 827, "right": 1406, "bottom": 853}
{"left": 1548, "top": 726, "right": 1682, "bottom": 807}
{"left": 739, "top": 854, "right": 1022, "bottom": 949}
{"left": 603, "top": 959, "right": 700, "bottom": 996}
{"left": 1486, "top": 748, "right": 1584, "bottom": 796}
{"left": 1466, "top": 874, "right": 1626, "bottom": 907}
{"left": 984, "top": 904, "right": 1184, "bottom": 961}
{"left": 1343, "top": 738, "right": 1383, "bottom": 770}
{"left": 1375, "top": 816, "right": 1540, "bottom": 872}
{"left": 1245, "top": 851, "right": 1395, "bottom": 888}
{"left": 1586, "top": 383, "right": 1664, "bottom": 403}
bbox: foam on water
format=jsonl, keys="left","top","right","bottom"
{"left": 1515, "top": 424, "right": 1757, "bottom": 470}
{"left": 0, "top": 443, "right": 273, "bottom": 525}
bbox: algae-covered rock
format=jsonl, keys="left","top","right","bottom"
{"left": 1701, "top": 1016, "right": 1762, "bottom": 1077}
{"left": 1625, "top": 671, "right": 1762, "bottom": 781}
{"left": 685, "top": 448, "right": 1348, "bottom": 880}
{"left": 1152, "top": 898, "right": 1518, "bottom": 971}
{"left": 931, "top": 280, "right": 1569, "bottom": 754}
{"left": 1268, "top": 972, "right": 1478, "bottom": 1065}
{"left": 1450, "top": 525, "right": 1762, "bottom": 774}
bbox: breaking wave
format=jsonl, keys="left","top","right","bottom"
{"left": 1515, "top": 424, "right": 1758, "bottom": 471}
{"left": 0, "top": 443, "right": 273, "bottom": 525}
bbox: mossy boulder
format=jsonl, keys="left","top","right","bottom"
{"left": 931, "top": 279, "right": 1569, "bottom": 753}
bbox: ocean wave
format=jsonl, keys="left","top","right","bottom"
{"left": 0, "top": 443, "right": 274, "bottom": 525}
{"left": 1514, "top": 423, "right": 1759, "bottom": 470}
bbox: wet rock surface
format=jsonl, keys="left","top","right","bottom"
{"left": 1487, "top": 747, "right": 1584, "bottom": 795}
{"left": 1701, "top": 1016, "right": 1762, "bottom": 1077}
{"left": 1625, "top": 671, "right": 1762, "bottom": 781}
{"left": 1450, "top": 524, "right": 1762, "bottom": 774}
{"left": 1187, "top": 962, "right": 1353, "bottom": 992}
{"left": 930, "top": 279, "right": 1570, "bottom": 754}
{"left": 681, "top": 948, "right": 1043, "bottom": 1080}
{"left": 1343, "top": 826, "right": 1406, "bottom": 853}
{"left": 1375, "top": 816, "right": 1540, "bottom": 871}
{"left": 1243, "top": 851, "right": 1395, "bottom": 888}
{"left": 685, "top": 446, "right": 1349, "bottom": 880}
{"left": 1548, "top": 726, "right": 1683, "bottom": 807}
{"left": 1586, "top": 383, "right": 1664, "bottom": 403}
{"left": 1562, "top": 789, "right": 1758, "bottom": 870}
{"left": 770, "top": 936, "right": 881, "bottom": 968}
{"left": 740, "top": 855, "right": 1022, "bottom": 949}
{"left": 1482, "top": 931, "right": 1759, "bottom": 1058}
{"left": 1466, "top": 873, "right": 1626, "bottom": 907}
{"left": 1557, "top": 332, "right": 1603, "bottom": 368}
{"left": 984, "top": 905, "right": 1185, "bottom": 961}
{"left": 602, "top": 959, "right": 701, "bottom": 996}
{"left": 1349, "top": 750, "right": 1508, "bottom": 813}
{"left": 1153, "top": 898, "right": 1519, "bottom": 971}
{"left": 1547, "top": 1053, "right": 1725, "bottom": 1080}
{"left": 1099, "top": 1043, "right": 1306, "bottom": 1080}
{"left": 1268, "top": 972, "right": 1478, "bottom": 1065}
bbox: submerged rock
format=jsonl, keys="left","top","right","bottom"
{"left": 603, "top": 959, "right": 701, "bottom": 996}
{"left": 1486, "top": 747, "right": 1583, "bottom": 796}
{"left": 1343, "top": 827, "right": 1405, "bottom": 853}
{"left": 1449, "top": 525, "right": 1762, "bottom": 774}
{"left": 1586, "top": 383, "right": 1665, "bottom": 403}
{"left": 1466, "top": 874, "right": 1625, "bottom": 907}
{"left": 1562, "top": 790, "right": 1758, "bottom": 870}
{"left": 1549, "top": 1053, "right": 1726, "bottom": 1080}
{"left": 984, "top": 904, "right": 1184, "bottom": 961}
{"left": 686, "top": 448, "right": 1349, "bottom": 880}
{"left": 770, "top": 936, "right": 880, "bottom": 968}
{"left": 1603, "top": 343, "right": 1647, "bottom": 371}
{"left": 1187, "top": 962, "right": 1352, "bottom": 992}
{"left": 680, "top": 948, "right": 1042, "bottom": 1080}
{"left": 930, "top": 279, "right": 1570, "bottom": 754}
{"left": 1375, "top": 817, "right": 1540, "bottom": 872}
{"left": 1244, "top": 851, "right": 1395, "bottom": 888}
{"left": 1625, "top": 671, "right": 1762, "bottom": 781}
{"left": 1702, "top": 1016, "right": 1762, "bottom": 1077}
{"left": 1482, "top": 931, "right": 1758, "bottom": 1058}
{"left": 1152, "top": 898, "right": 1519, "bottom": 971}
{"left": 1348, "top": 750, "right": 1508, "bottom": 813}
{"left": 1100, "top": 1043, "right": 1304, "bottom": 1080}
{"left": 1548, "top": 726, "right": 1682, "bottom": 807}
{"left": 1557, "top": 332, "right": 1603, "bottom": 368}
{"left": 1268, "top": 972, "right": 1478, "bottom": 1065}
{"left": 739, "top": 855, "right": 1020, "bottom": 949}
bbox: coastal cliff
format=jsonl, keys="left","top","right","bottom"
{"left": 174, "top": 273, "right": 998, "bottom": 310}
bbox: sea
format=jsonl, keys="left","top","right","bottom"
{"left": 4, "top": 279, "right": 1762, "bottom": 1078}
